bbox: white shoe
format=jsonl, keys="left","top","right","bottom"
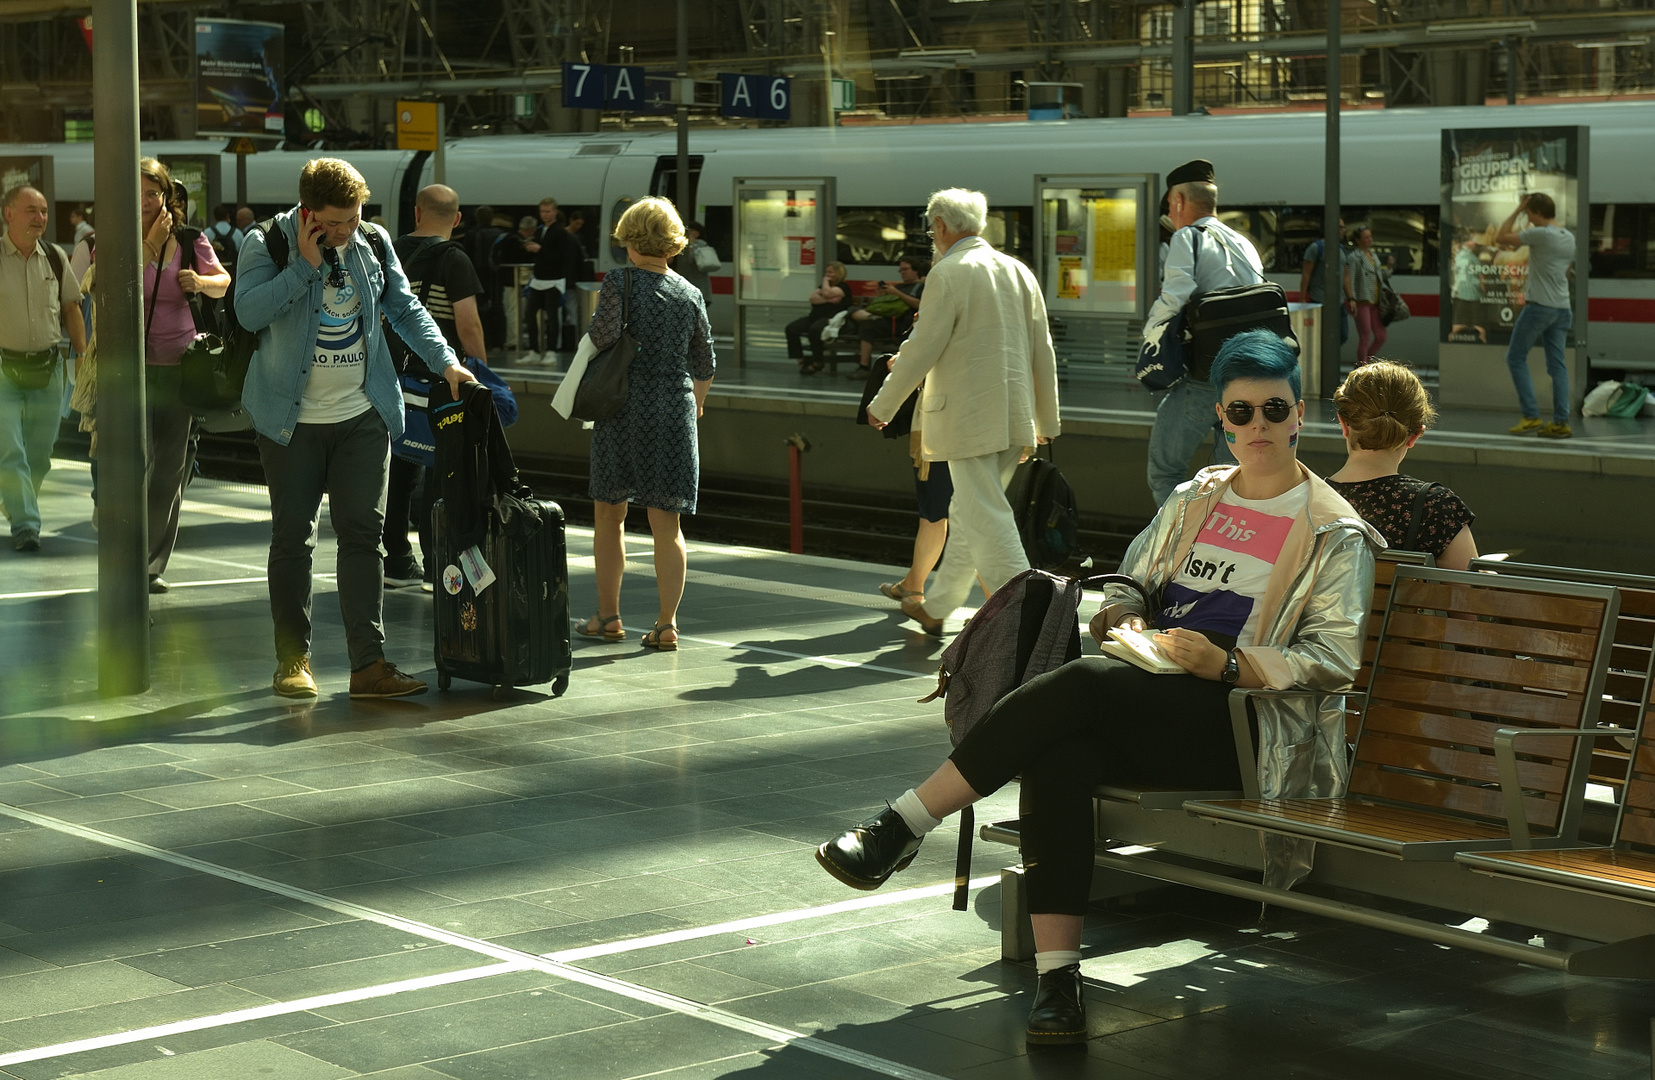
{"left": 520, "top": 351, "right": 541, "bottom": 366}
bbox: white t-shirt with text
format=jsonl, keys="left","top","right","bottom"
{"left": 1155, "top": 481, "right": 1310, "bottom": 647}
{"left": 299, "top": 248, "right": 373, "bottom": 424}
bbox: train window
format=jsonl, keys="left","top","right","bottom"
{"left": 700, "top": 206, "right": 732, "bottom": 268}
{"left": 1216, "top": 209, "right": 1276, "bottom": 269}
{"left": 608, "top": 197, "right": 635, "bottom": 264}
{"left": 1590, "top": 204, "right": 1655, "bottom": 279}
{"left": 835, "top": 206, "right": 1034, "bottom": 267}
{"left": 1268, "top": 206, "right": 1439, "bottom": 276}
{"left": 836, "top": 208, "right": 925, "bottom": 266}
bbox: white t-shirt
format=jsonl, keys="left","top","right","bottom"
{"left": 299, "top": 248, "right": 373, "bottom": 424}
{"left": 1156, "top": 481, "right": 1309, "bottom": 647}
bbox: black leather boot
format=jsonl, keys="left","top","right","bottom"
{"left": 1026, "top": 962, "right": 1087, "bottom": 1046}
{"left": 815, "top": 806, "right": 923, "bottom": 890}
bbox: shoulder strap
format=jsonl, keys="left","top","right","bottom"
{"left": 621, "top": 267, "right": 631, "bottom": 328}
{"left": 359, "top": 224, "right": 390, "bottom": 298}
{"left": 1401, "top": 482, "right": 1445, "bottom": 552}
{"left": 42, "top": 241, "right": 63, "bottom": 285}
{"left": 177, "top": 227, "right": 200, "bottom": 271}
{"left": 258, "top": 218, "right": 288, "bottom": 271}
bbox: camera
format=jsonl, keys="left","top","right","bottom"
{"left": 878, "top": 280, "right": 887, "bottom": 287}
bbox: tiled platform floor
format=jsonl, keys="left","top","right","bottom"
{"left": 1, "top": 461, "right": 1652, "bottom": 1079}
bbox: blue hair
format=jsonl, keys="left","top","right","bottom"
{"left": 1208, "top": 329, "right": 1302, "bottom": 401}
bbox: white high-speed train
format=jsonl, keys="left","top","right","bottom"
{"left": 11, "top": 99, "right": 1653, "bottom": 366}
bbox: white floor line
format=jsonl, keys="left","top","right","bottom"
{"left": 546, "top": 874, "right": 1001, "bottom": 964}
{"left": 0, "top": 873, "right": 1003, "bottom": 1071}
{"left": 0, "top": 586, "right": 95, "bottom": 601}
{"left": 0, "top": 801, "right": 956, "bottom": 1080}
{"left": 0, "top": 962, "right": 527, "bottom": 1069}
{"left": 1, "top": 574, "right": 333, "bottom": 603}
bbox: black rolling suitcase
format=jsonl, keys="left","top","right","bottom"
{"left": 430, "top": 382, "right": 572, "bottom": 695}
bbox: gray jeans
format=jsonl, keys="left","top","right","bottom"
{"left": 257, "top": 408, "right": 391, "bottom": 671}
{"left": 1146, "top": 378, "right": 1234, "bottom": 506}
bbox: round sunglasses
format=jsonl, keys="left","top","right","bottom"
{"left": 1223, "top": 398, "right": 1297, "bottom": 426}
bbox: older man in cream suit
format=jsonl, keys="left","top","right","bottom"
{"left": 868, "top": 188, "right": 1060, "bottom": 635}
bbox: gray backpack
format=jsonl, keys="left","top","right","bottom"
{"left": 921, "top": 569, "right": 1085, "bottom": 909}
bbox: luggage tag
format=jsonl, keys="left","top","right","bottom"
{"left": 458, "top": 545, "right": 496, "bottom": 594}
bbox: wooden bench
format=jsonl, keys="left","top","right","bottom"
{"left": 1453, "top": 675, "right": 1655, "bottom": 975}
{"left": 989, "top": 566, "right": 1634, "bottom": 965}
{"left": 1188, "top": 567, "right": 1621, "bottom": 859}
{"left": 1467, "top": 559, "right": 1655, "bottom": 810}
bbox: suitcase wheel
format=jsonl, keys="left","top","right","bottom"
{"left": 552, "top": 675, "right": 569, "bottom": 698}
{"left": 437, "top": 671, "right": 451, "bottom": 691}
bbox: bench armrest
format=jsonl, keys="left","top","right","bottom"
{"left": 1493, "top": 726, "right": 1629, "bottom": 849}
{"left": 1227, "top": 687, "right": 1348, "bottom": 800}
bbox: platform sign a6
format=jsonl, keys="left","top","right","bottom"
{"left": 563, "top": 63, "right": 605, "bottom": 109}
{"left": 720, "top": 74, "right": 790, "bottom": 121}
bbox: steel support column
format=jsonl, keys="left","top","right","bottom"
{"left": 92, "top": 0, "right": 148, "bottom": 695}
{"left": 1319, "top": 0, "right": 1342, "bottom": 398}
{"left": 1170, "top": 0, "right": 1195, "bottom": 115}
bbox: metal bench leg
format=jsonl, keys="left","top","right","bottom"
{"left": 1000, "top": 866, "right": 1036, "bottom": 962}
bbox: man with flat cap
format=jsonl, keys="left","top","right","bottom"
{"left": 1141, "top": 159, "right": 1265, "bottom": 506}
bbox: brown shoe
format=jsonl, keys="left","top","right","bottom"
{"left": 273, "top": 656, "right": 318, "bottom": 699}
{"left": 349, "top": 659, "right": 428, "bottom": 699}
{"left": 900, "top": 595, "right": 945, "bottom": 637}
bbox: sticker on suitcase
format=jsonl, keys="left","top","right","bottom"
{"left": 459, "top": 546, "right": 496, "bottom": 593}
{"left": 442, "top": 564, "right": 465, "bottom": 595}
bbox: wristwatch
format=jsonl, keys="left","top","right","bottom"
{"left": 1221, "top": 649, "right": 1241, "bottom": 686}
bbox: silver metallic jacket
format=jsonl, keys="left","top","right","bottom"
{"left": 1100, "top": 463, "right": 1385, "bottom": 888}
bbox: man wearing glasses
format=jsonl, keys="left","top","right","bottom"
{"left": 235, "top": 158, "right": 476, "bottom": 700}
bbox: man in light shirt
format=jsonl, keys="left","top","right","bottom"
{"left": 1141, "top": 159, "right": 1265, "bottom": 506}
{"left": 0, "top": 185, "right": 85, "bottom": 552}
{"left": 1497, "top": 192, "right": 1577, "bottom": 440}
{"left": 234, "top": 158, "right": 477, "bottom": 700}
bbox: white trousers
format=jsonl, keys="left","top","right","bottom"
{"left": 923, "top": 446, "right": 1029, "bottom": 620}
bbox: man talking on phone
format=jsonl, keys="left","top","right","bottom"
{"left": 235, "top": 157, "right": 477, "bottom": 700}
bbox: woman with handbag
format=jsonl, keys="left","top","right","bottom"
{"left": 815, "top": 330, "right": 1382, "bottom": 1046}
{"left": 137, "top": 157, "right": 230, "bottom": 592}
{"left": 1345, "top": 225, "right": 1387, "bottom": 365}
{"left": 576, "top": 197, "right": 715, "bottom": 650}
{"left": 1326, "top": 360, "right": 1479, "bottom": 570}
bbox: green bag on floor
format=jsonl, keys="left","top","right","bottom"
{"left": 1607, "top": 383, "right": 1649, "bottom": 418}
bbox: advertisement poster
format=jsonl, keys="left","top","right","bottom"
{"left": 1057, "top": 256, "right": 1083, "bottom": 299}
{"left": 167, "top": 160, "right": 209, "bottom": 231}
{"left": 1440, "top": 127, "right": 1581, "bottom": 346}
{"left": 195, "top": 19, "right": 285, "bottom": 137}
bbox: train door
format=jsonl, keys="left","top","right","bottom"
{"left": 1034, "top": 174, "right": 1157, "bottom": 377}
{"left": 731, "top": 177, "right": 836, "bottom": 368}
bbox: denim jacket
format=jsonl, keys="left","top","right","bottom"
{"left": 233, "top": 207, "right": 457, "bottom": 445}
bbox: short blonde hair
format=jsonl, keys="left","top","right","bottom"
{"left": 1334, "top": 360, "right": 1437, "bottom": 451}
{"left": 299, "top": 157, "right": 371, "bottom": 211}
{"left": 612, "top": 197, "right": 686, "bottom": 258}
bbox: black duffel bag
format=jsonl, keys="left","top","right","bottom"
{"left": 1185, "top": 280, "right": 1297, "bottom": 380}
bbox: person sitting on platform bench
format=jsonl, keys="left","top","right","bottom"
{"left": 816, "top": 329, "right": 1381, "bottom": 1047}
{"left": 784, "top": 261, "right": 849, "bottom": 375}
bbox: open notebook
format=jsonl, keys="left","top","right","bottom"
{"left": 1097, "top": 625, "right": 1186, "bottom": 675}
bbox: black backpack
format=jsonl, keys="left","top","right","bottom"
{"left": 1007, "top": 451, "right": 1080, "bottom": 571}
{"left": 1182, "top": 226, "right": 1296, "bottom": 380}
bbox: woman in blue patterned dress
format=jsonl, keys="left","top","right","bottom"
{"left": 576, "top": 198, "right": 716, "bottom": 650}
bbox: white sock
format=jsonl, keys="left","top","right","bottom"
{"left": 1035, "top": 950, "right": 1082, "bottom": 976}
{"left": 891, "top": 789, "right": 943, "bottom": 836}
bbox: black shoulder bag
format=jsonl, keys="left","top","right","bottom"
{"left": 571, "top": 268, "right": 635, "bottom": 423}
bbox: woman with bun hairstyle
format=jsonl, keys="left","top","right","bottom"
{"left": 1326, "top": 360, "right": 1478, "bottom": 570}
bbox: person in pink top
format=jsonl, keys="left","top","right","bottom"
{"left": 139, "top": 157, "right": 230, "bottom": 592}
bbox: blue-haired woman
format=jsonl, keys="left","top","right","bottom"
{"left": 814, "top": 330, "right": 1383, "bottom": 1046}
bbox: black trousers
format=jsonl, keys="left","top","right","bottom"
{"left": 949, "top": 657, "right": 1241, "bottom": 916}
{"left": 383, "top": 454, "right": 433, "bottom": 571}
{"left": 523, "top": 285, "right": 563, "bottom": 353}
{"left": 785, "top": 315, "right": 834, "bottom": 363}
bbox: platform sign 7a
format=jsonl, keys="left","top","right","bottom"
{"left": 720, "top": 74, "right": 790, "bottom": 121}
{"left": 562, "top": 63, "right": 648, "bottom": 110}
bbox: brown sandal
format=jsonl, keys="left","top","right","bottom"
{"left": 576, "top": 614, "right": 626, "bottom": 642}
{"left": 641, "top": 622, "right": 679, "bottom": 651}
